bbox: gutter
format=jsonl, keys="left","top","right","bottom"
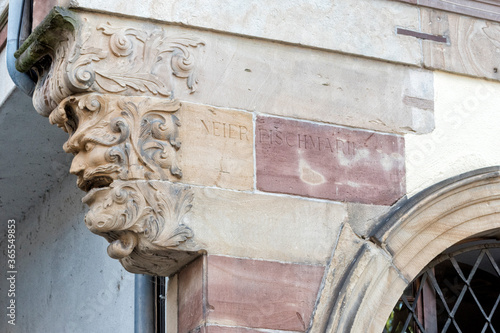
{"left": 6, "top": 0, "right": 35, "bottom": 96}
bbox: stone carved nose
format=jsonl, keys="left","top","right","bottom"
{"left": 69, "top": 155, "right": 86, "bottom": 175}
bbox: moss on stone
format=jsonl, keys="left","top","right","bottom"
{"left": 14, "top": 7, "right": 78, "bottom": 73}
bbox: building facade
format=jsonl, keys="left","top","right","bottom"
{"left": 1, "top": 0, "right": 500, "bottom": 332}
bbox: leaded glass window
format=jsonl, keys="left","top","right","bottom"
{"left": 384, "top": 240, "right": 500, "bottom": 333}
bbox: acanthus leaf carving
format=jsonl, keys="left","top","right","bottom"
{"left": 51, "top": 93, "right": 183, "bottom": 187}
{"left": 482, "top": 21, "right": 500, "bottom": 48}
{"left": 93, "top": 23, "right": 204, "bottom": 96}
{"left": 83, "top": 180, "right": 198, "bottom": 276}
{"left": 94, "top": 71, "right": 171, "bottom": 95}
{"left": 17, "top": 8, "right": 205, "bottom": 117}
{"left": 83, "top": 22, "right": 205, "bottom": 98}
{"left": 16, "top": 9, "right": 206, "bottom": 276}
{"left": 53, "top": 92, "right": 202, "bottom": 276}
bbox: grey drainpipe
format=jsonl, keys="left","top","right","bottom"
{"left": 7, "top": 2, "right": 156, "bottom": 331}
{"left": 7, "top": 0, "right": 35, "bottom": 96}
{"left": 135, "top": 274, "right": 155, "bottom": 333}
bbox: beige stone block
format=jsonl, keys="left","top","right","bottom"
{"left": 185, "top": 187, "right": 347, "bottom": 265}
{"left": 178, "top": 102, "right": 254, "bottom": 190}
{"left": 310, "top": 223, "right": 362, "bottom": 332}
{"left": 178, "top": 29, "right": 433, "bottom": 135}
{"left": 409, "top": 0, "right": 500, "bottom": 22}
{"left": 166, "top": 275, "right": 178, "bottom": 333}
{"left": 73, "top": 0, "right": 422, "bottom": 65}
{"left": 422, "top": 8, "right": 500, "bottom": 81}
{"left": 347, "top": 202, "right": 391, "bottom": 237}
{"left": 350, "top": 264, "right": 408, "bottom": 333}
{"left": 77, "top": 12, "right": 434, "bottom": 135}
{"left": 310, "top": 224, "right": 408, "bottom": 333}
{"left": 381, "top": 167, "right": 500, "bottom": 281}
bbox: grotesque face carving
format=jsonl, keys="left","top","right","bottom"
{"left": 68, "top": 140, "right": 124, "bottom": 191}
{"left": 19, "top": 11, "right": 206, "bottom": 275}
{"left": 48, "top": 93, "right": 197, "bottom": 275}
{"left": 65, "top": 120, "right": 128, "bottom": 192}
{"left": 50, "top": 93, "right": 182, "bottom": 192}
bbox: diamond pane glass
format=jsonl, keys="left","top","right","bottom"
{"left": 384, "top": 242, "right": 500, "bottom": 333}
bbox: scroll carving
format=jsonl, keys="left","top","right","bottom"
{"left": 16, "top": 8, "right": 204, "bottom": 117}
{"left": 93, "top": 23, "right": 203, "bottom": 96}
{"left": 83, "top": 180, "right": 197, "bottom": 276}
{"left": 16, "top": 8, "right": 205, "bottom": 276}
{"left": 51, "top": 93, "right": 199, "bottom": 275}
{"left": 51, "top": 93, "right": 183, "bottom": 187}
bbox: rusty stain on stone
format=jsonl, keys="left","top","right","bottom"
{"left": 396, "top": 27, "right": 448, "bottom": 43}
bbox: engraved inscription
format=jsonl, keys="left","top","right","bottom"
{"left": 255, "top": 115, "right": 405, "bottom": 205}
{"left": 178, "top": 103, "right": 254, "bottom": 190}
{"left": 258, "top": 128, "right": 356, "bottom": 156}
{"left": 201, "top": 119, "right": 250, "bottom": 141}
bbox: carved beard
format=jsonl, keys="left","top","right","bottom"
{"left": 77, "top": 163, "right": 123, "bottom": 192}
{"left": 82, "top": 180, "right": 196, "bottom": 275}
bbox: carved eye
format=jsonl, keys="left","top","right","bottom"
{"left": 84, "top": 142, "right": 96, "bottom": 152}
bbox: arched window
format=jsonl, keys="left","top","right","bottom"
{"left": 309, "top": 167, "right": 500, "bottom": 333}
{"left": 384, "top": 240, "right": 500, "bottom": 333}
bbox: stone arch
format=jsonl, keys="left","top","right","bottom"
{"left": 311, "top": 166, "right": 500, "bottom": 333}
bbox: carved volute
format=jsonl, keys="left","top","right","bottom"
{"left": 15, "top": 7, "right": 205, "bottom": 276}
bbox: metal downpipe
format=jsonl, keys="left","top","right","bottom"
{"left": 135, "top": 274, "right": 155, "bottom": 333}
{"left": 6, "top": 0, "right": 35, "bottom": 96}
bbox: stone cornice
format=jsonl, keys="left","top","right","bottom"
{"left": 15, "top": 8, "right": 206, "bottom": 276}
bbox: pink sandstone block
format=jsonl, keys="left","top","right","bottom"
{"left": 206, "top": 255, "right": 324, "bottom": 332}
{"left": 33, "top": 0, "right": 59, "bottom": 29}
{"left": 0, "top": 26, "right": 6, "bottom": 51}
{"left": 256, "top": 115, "right": 405, "bottom": 205}
{"left": 178, "top": 257, "right": 205, "bottom": 333}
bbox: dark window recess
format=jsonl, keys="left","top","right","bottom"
{"left": 384, "top": 240, "right": 500, "bottom": 333}
{"left": 155, "top": 276, "right": 167, "bottom": 333}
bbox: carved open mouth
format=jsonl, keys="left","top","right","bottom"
{"left": 80, "top": 176, "right": 114, "bottom": 192}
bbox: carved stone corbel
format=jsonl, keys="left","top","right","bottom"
{"left": 52, "top": 93, "right": 183, "bottom": 185}
{"left": 83, "top": 179, "right": 197, "bottom": 276}
{"left": 15, "top": 7, "right": 205, "bottom": 276}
